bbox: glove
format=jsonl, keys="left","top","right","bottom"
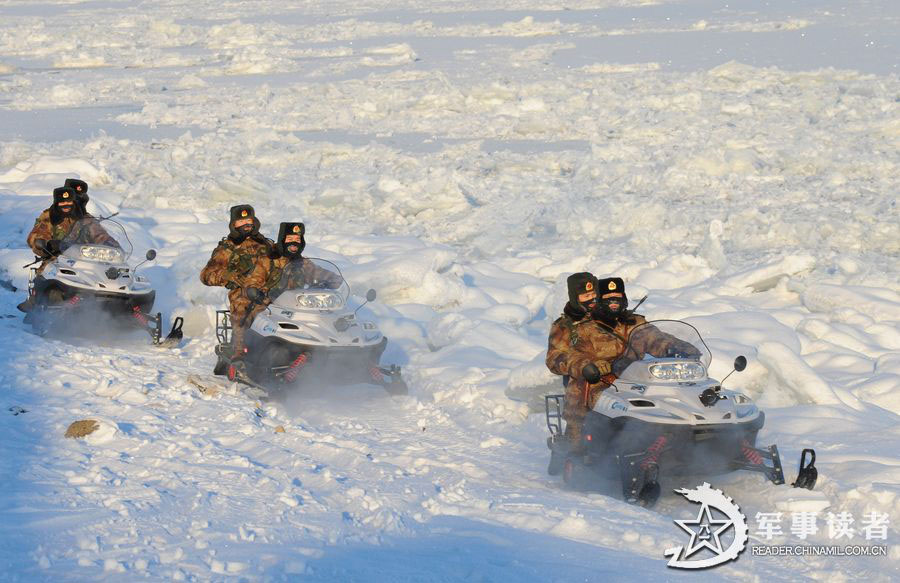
{"left": 581, "top": 360, "right": 611, "bottom": 384}
{"left": 246, "top": 287, "right": 265, "bottom": 302}
{"left": 46, "top": 239, "right": 62, "bottom": 255}
{"left": 666, "top": 346, "right": 699, "bottom": 359}
{"left": 33, "top": 238, "right": 48, "bottom": 256}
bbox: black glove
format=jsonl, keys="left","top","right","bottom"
{"left": 46, "top": 239, "right": 62, "bottom": 256}
{"left": 34, "top": 238, "right": 48, "bottom": 256}
{"left": 246, "top": 287, "right": 265, "bottom": 302}
{"left": 582, "top": 363, "right": 603, "bottom": 385}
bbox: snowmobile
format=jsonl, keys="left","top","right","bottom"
{"left": 213, "top": 257, "right": 407, "bottom": 395}
{"left": 25, "top": 216, "right": 183, "bottom": 346}
{"left": 545, "top": 320, "right": 817, "bottom": 506}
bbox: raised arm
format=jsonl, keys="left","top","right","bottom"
{"left": 631, "top": 324, "right": 702, "bottom": 360}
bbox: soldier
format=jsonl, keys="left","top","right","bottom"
{"left": 200, "top": 204, "right": 274, "bottom": 368}
{"left": 546, "top": 274, "right": 696, "bottom": 452}
{"left": 18, "top": 186, "right": 116, "bottom": 312}
{"left": 242, "top": 222, "right": 345, "bottom": 382}
{"left": 245, "top": 222, "right": 341, "bottom": 304}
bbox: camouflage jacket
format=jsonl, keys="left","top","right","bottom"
{"left": 200, "top": 236, "right": 273, "bottom": 304}
{"left": 246, "top": 256, "right": 343, "bottom": 300}
{"left": 26, "top": 210, "right": 114, "bottom": 257}
{"left": 546, "top": 312, "right": 691, "bottom": 380}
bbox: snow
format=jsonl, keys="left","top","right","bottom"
{"left": 1, "top": 0, "right": 899, "bottom": 581}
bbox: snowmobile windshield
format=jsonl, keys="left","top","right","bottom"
{"left": 269, "top": 257, "right": 349, "bottom": 311}
{"left": 613, "top": 320, "right": 712, "bottom": 376}
{"left": 62, "top": 217, "right": 132, "bottom": 262}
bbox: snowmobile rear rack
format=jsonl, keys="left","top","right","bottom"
{"left": 216, "top": 309, "right": 232, "bottom": 347}
{"left": 545, "top": 394, "right": 564, "bottom": 436}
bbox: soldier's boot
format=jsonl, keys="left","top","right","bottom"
{"left": 17, "top": 294, "right": 35, "bottom": 313}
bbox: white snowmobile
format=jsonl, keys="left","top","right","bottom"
{"left": 25, "top": 216, "right": 183, "bottom": 346}
{"left": 213, "top": 257, "right": 407, "bottom": 395}
{"left": 545, "top": 320, "right": 817, "bottom": 506}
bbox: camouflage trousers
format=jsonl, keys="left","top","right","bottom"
{"left": 229, "top": 298, "right": 266, "bottom": 357}
{"left": 563, "top": 378, "right": 608, "bottom": 447}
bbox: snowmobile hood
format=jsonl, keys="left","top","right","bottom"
{"left": 595, "top": 358, "right": 760, "bottom": 426}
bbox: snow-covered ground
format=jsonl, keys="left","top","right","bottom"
{"left": 0, "top": 0, "right": 898, "bottom": 580}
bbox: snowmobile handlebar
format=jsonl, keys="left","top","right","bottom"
{"left": 23, "top": 239, "right": 64, "bottom": 267}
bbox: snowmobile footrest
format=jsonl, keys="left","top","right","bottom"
{"left": 545, "top": 394, "right": 564, "bottom": 437}
{"left": 159, "top": 316, "right": 184, "bottom": 346}
{"left": 791, "top": 448, "right": 817, "bottom": 490}
{"left": 618, "top": 451, "right": 661, "bottom": 507}
{"left": 732, "top": 444, "right": 785, "bottom": 485}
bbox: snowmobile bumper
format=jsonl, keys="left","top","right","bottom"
{"left": 34, "top": 276, "right": 156, "bottom": 315}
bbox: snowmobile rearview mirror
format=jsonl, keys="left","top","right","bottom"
{"left": 337, "top": 288, "right": 380, "bottom": 331}
{"left": 352, "top": 289, "right": 377, "bottom": 317}
{"left": 720, "top": 355, "right": 748, "bottom": 386}
{"left": 132, "top": 250, "right": 156, "bottom": 276}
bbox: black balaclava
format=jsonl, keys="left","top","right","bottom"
{"left": 592, "top": 277, "right": 629, "bottom": 326}
{"left": 228, "top": 204, "right": 262, "bottom": 243}
{"left": 276, "top": 222, "right": 306, "bottom": 259}
{"left": 49, "top": 186, "right": 83, "bottom": 224}
{"left": 564, "top": 272, "right": 599, "bottom": 320}
{"left": 64, "top": 178, "right": 89, "bottom": 211}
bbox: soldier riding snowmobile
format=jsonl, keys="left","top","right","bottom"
{"left": 23, "top": 213, "right": 182, "bottom": 345}
{"left": 544, "top": 275, "right": 817, "bottom": 506}
{"left": 211, "top": 222, "right": 407, "bottom": 395}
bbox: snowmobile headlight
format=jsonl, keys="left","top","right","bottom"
{"left": 649, "top": 361, "right": 706, "bottom": 381}
{"left": 80, "top": 245, "right": 124, "bottom": 263}
{"left": 295, "top": 292, "right": 343, "bottom": 310}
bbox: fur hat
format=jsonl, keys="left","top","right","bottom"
{"left": 228, "top": 204, "right": 261, "bottom": 241}
{"left": 567, "top": 272, "right": 598, "bottom": 306}
{"left": 64, "top": 178, "right": 89, "bottom": 209}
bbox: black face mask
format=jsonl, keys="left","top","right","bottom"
{"left": 282, "top": 242, "right": 302, "bottom": 259}
{"left": 229, "top": 218, "right": 260, "bottom": 242}
{"left": 592, "top": 294, "right": 628, "bottom": 323}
